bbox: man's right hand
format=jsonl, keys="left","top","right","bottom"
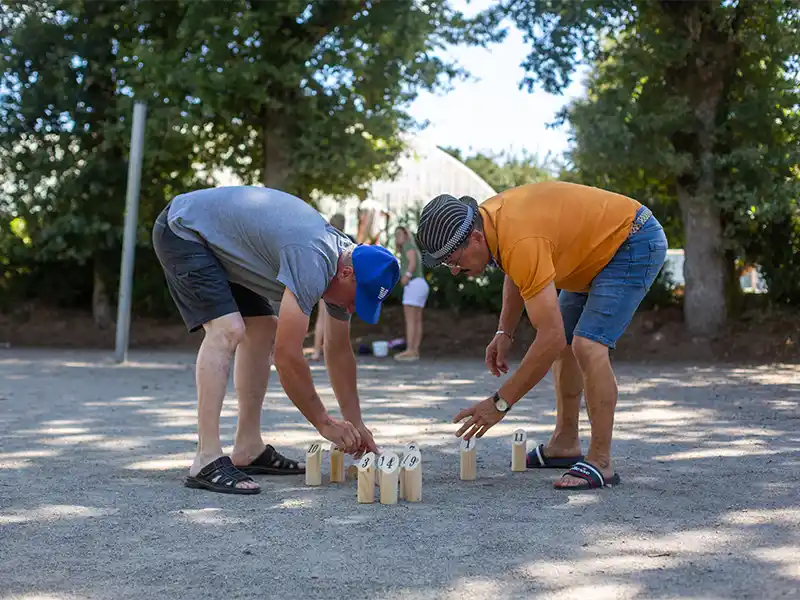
{"left": 485, "top": 333, "right": 512, "bottom": 377}
{"left": 319, "top": 418, "right": 362, "bottom": 454}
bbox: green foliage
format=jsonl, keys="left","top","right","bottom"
{"left": 439, "top": 146, "right": 554, "bottom": 192}
{"left": 502, "top": 0, "right": 800, "bottom": 324}
{"left": 127, "top": 0, "right": 504, "bottom": 197}
{"left": 0, "top": 0, "right": 503, "bottom": 318}
{"left": 0, "top": 0, "right": 202, "bottom": 316}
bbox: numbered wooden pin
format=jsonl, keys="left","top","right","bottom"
{"left": 511, "top": 429, "right": 528, "bottom": 472}
{"left": 399, "top": 453, "right": 406, "bottom": 500}
{"left": 401, "top": 450, "right": 422, "bottom": 502}
{"left": 459, "top": 436, "right": 477, "bottom": 481}
{"left": 305, "top": 442, "right": 323, "bottom": 486}
{"left": 377, "top": 451, "right": 400, "bottom": 505}
{"left": 401, "top": 441, "right": 421, "bottom": 500}
{"left": 330, "top": 444, "right": 345, "bottom": 483}
{"left": 357, "top": 452, "right": 376, "bottom": 504}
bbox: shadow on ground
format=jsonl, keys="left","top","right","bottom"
{"left": 0, "top": 348, "right": 798, "bottom": 600}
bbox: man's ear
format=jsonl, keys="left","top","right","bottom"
{"left": 340, "top": 265, "right": 355, "bottom": 279}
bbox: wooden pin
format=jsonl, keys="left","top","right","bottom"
{"left": 459, "top": 436, "right": 477, "bottom": 481}
{"left": 401, "top": 441, "right": 421, "bottom": 500}
{"left": 378, "top": 451, "right": 400, "bottom": 505}
{"left": 330, "top": 444, "right": 345, "bottom": 483}
{"left": 399, "top": 453, "right": 406, "bottom": 500}
{"left": 401, "top": 450, "right": 422, "bottom": 502}
{"left": 305, "top": 442, "right": 323, "bottom": 486}
{"left": 511, "top": 429, "right": 527, "bottom": 472}
{"left": 357, "top": 452, "right": 376, "bottom": 504}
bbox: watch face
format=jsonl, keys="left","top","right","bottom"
{"left": 495, "top": 398, "right": 509, "bottom": 412}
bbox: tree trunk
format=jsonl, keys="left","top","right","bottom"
{"left": 92, "top": 259, "right": 113, "bottom": 330}
{"left": 676, "top": 185, "right": 727, "bottom": 337}
{"left": 261, "top": 115, "right": 291, "bottom": 189}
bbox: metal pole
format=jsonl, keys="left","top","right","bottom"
{"left": 114, "top": 101, "right": 147, "bottom": 363}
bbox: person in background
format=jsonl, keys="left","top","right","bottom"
{"left": 393, "top": 225, "right": 429, "bottom": 362}
{"left": 310, "top": 213, "right": 353, "bottom": 361}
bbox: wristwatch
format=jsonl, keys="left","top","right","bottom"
{"left": 492, "top": 391, "right": 511, "bottom": 413}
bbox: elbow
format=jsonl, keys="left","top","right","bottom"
{"left": 543, "top": 328, "right": 567, "bottom": 358}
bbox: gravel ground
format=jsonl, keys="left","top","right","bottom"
{"left": 1, "top": 348, "right": 798, "bottom": 600}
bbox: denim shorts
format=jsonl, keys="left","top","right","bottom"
{"left": 559, "top": 206, "right": 668, "bottom": 349}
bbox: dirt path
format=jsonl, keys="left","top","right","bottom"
{"left": 1, "top": 349, "right": 798, "bottom": 600}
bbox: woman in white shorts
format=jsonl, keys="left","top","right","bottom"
{"left": 394, "top": 226, "right": 429, "bottom": 361}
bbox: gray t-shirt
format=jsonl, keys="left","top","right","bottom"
{"left": 166, "top": 186, "right": 353, "bottom": 319}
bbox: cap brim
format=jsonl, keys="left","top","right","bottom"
{"left": 421, "top": 250, "right": 444, "bottom": 269}
{"left": 354, "top": 283, "right": 382, "bottom": 325}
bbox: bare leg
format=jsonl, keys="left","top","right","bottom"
{"left": 189, "top": 312, "right": 257, "bottom": 490}
{"left": 310, "top": 301, "right": 325, "bottom": 360}
{"left": 413, "top": 307, "right": 424, "bottom": 354}
{"left": 230, "top": 315, "right": 278, "bottom": 465}
{"left": 546, "top": 344, "right": 584, "bottom": 458}
{"left": 395, "top": 305, "right": 419, "bottom": 360}
{"left": 404, "top": 304, "right": 414, "bottom": 351}
{"left": 554, "top": 335, "right": 617, "bottom": 487}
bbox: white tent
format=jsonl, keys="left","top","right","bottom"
{"left": 314, "top": 134, "right": 497, "bottom": 244}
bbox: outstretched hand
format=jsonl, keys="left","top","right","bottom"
{"left": 485, "top": 334, "right": 512, "bottom": 377}
{"left": 452, "top": 397, "right": 506, "bottom": 441}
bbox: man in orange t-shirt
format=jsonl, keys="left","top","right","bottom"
{"left": 415, "top": 181, "right": 668, "bottom": 490}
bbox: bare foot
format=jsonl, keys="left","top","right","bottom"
{"left": 394, "top": 350, "right": 419, "bottom": 362}
{"left": 553, "top": 458, "right": 615, "bottom": 489}
{"left": 230, "top": 443, "right": 266, "bottom": 468}
{"left": 543, "top": 443, "right": 582, "bottom": 459}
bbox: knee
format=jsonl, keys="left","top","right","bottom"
{"left": 204, "top": 317, "right": 246, "bottom": 351}
{"left": 571, "top": 335, "right": 608, "bottom": 368}
{"left": 554, "top": 343, "right": 575, "bottom": 367}
{"left": 244, "top": 316, "right": 278, "bottom": 346}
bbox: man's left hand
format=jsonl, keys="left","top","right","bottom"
{"left": 400, "top": 274, "right": 410, "bottom": 287}
{"left": 453, "top": 396, "right": 506, "bottom": 440}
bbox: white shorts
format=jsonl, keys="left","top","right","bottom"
{"left": 402, "top": 277, "right": 430, "bottom": 308}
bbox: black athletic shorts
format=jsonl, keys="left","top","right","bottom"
{"left": 152, "top": 203, "right": 275, "bottom": 332}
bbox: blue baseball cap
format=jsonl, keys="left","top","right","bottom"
{"left": 352, "top": 245, "right": 401, "bottom": 324}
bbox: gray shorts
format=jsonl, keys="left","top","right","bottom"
{"left": 152, "top": 204, "right": 275, "bottom": 332}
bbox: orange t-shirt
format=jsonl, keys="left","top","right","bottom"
{"left": 479, "top": 181, "right": 642, "bottom": 299}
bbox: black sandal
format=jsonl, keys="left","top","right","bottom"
{"left": 184, "top": 456, "right": 261, "bottom": 494}
{"left": 238, "top": 444, "right": 305, "bottom": 475}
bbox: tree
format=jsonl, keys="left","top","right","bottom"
{"left": 440, "top": 146, "right": 554, "bottom": 192}
{"left": 502, "top": 0, "right": 800, "bottom": 335}
{"left": 1, "top": 0, "right": 503, "bottom": 321}
{"left": 129, "top": 0, "right": 504, "bottom": 198}
{"left": 0, "top": 0, "right": 202, "bottom": 325}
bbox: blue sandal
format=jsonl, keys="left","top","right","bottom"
{"left": 526, "top": 444, "right": 583, "bottom": 469}
{"left": 555, "top": 461, "right": 620, "bottom": 490}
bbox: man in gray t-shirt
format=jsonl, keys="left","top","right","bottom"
{"left": 152, "top": 186, "right": 400, "bottom": 495}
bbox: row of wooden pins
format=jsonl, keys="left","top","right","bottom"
{"left": 459, "top": 428, "right": 528, "bottom": 479}
{"left": 304, "top": 440, "right": 423, "bottom": 504}
{"left": 307, "top": 428, "right": 529, "bottom": 492}
{"left": 358, "top": 442, "right": 422, "bottom": 504}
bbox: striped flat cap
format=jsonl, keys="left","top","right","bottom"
{"left": 415, "top": 194, "right": 479, "bottom": 268}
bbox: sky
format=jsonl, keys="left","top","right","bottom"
{"left": 406, "top": 0, "right": 588, "bottom": 163}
